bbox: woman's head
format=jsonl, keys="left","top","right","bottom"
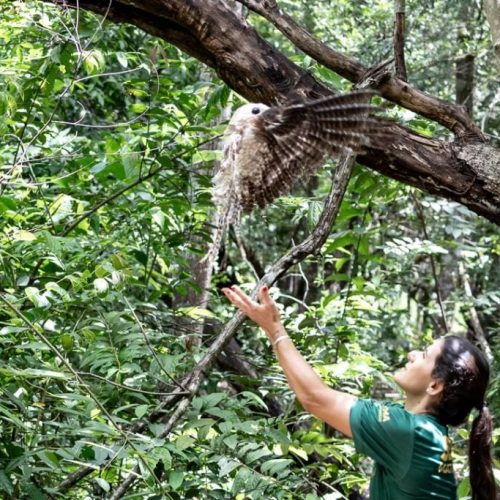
{"left": 430, "top": 335, "right": 489, "bottom": 425}
{"left": 394, "top": 335, "right": 489, "bottom": 422}
{"left": 396, "top": 335, "right": 495, "bottom": 500}
{"left": 394, "top": 337, "right": 446, "bottom": 400}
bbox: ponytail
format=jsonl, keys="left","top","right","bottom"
{"left": 430, "top": 336, "right": 497, "bottom": 499}
{"left": 469, "top": 405, "right": 496, "bottom": 500}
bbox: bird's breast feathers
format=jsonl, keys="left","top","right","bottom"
{"left": 233, "top": 127, "right": 270, "bottom": 177}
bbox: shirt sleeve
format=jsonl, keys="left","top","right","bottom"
{"left": 350, "top": 399, "right": 415, "bottom": 479}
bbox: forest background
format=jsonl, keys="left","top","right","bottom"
{"left": 0, "top": 0, "right": 499, "bottom": 498}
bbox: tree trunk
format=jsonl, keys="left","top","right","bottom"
{"left": 456, "top": 54, "right": 474, "bottom": 118}
{"left": 43, "top": 0, "right": 500, "bottom": 224}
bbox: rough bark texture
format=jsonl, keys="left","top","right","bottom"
{"left": 44, "top": 0, "right": 500, "bottom": 225}
{"left": 393, "top": 0, "right": 408, "bottom": 81}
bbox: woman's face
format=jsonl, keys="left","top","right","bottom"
{"left": 394, "top": 338, "right": 445, "bottom": 396}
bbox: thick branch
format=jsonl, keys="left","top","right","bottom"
{"left": 42, "top": 0, "right": 500, "bottom": 224}
{"left": 237, "top": 0, "right": 483, "bottom": 139}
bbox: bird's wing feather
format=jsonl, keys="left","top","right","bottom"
{"left": 239, "top": 90, "right": 382, "bottom": 209}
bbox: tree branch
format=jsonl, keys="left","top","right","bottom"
{"left": 458, "top": 261, "right": 493, "bottom": 360}
{"left": 57, "top": 152, "right": 356, "bottom": 495}
{"left": 393, "top": 0, "right": 408, "bottom": 81}
{"left": 411, "top": 194, "right": 449, "bottom": 334}
{"left": 236, "top": 0, "right": 483, "bottom": 139}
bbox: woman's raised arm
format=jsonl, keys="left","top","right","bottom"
{"left": 222, "top": 285, "right": 357, "bottom": 437}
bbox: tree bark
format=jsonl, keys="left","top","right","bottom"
{"left": 455, "top": 54, "right": 474, "bottom": 118}
{"left": 43, "top": 0, "right": 500, "bottom": 224}
{"left": 393, "top": 0, "right": 408, "bottom": 81}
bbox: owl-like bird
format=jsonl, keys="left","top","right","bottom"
{"left": 207, "top": 89, "right": 383, "bottom": 260}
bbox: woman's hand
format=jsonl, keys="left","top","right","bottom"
{"left": 222, "top": 285, "right": 283, "bottom": 341}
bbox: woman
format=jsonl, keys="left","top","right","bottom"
{"left": 222, "top": 285, "right": 496, "bottom": 500}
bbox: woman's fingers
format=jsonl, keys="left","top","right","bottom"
{"left": 222, "top": 288, "right": 241, "bottom": 306}
{"left": 222, "top": 287, "right": 251, "bottom": 314}
{"left": 258, "top": 285, "right": 273, "bottom": 305}
{"left": 228, "top": 285, "right": 256, "bottom": 309}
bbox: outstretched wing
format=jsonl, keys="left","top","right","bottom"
{"left": 238, "top": 90, "right": 383, "bottom": 211}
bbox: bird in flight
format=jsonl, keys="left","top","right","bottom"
{"left": 206, "top": 89, "right": 384, "bottom": 262}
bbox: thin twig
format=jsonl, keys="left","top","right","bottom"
{"left": 123, "top": 296, "right": 189, "bottom": 392}
{"left": 411, "top": 193, "right": 449, "bottom": 334}
{"left": 76, "top": 372, "right": 188, "bottom": 396}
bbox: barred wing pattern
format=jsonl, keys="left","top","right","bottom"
{"left": 237, "top": 90, "right": 382, "bottom": 211}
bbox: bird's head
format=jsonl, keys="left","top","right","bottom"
{"left": 227, "top": 103, "right": 269, "bottom": 132}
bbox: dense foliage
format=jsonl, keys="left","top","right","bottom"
{"left": 0, "top": 0, "right": 498, "bottom": 498}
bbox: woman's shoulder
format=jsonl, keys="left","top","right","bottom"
{"left": 413, "top": 412, "right": 449, "bottom": 441}
{"left": 351, "top": 399, "right": 416, "bottom": 431}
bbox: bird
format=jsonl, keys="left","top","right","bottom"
{"left": 206, "top": 89, "right": 384, "bottom": 262}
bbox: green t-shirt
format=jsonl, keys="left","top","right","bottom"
{"left": 350, "top": 399, "right": 457, "bottom": 499}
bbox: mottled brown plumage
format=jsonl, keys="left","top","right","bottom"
{"left": 207, "top": 90, "right": 384, "bottom": 261}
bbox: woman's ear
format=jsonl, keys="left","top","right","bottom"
{"left": 426, "top": 379, "right": 445, "bottom": 396}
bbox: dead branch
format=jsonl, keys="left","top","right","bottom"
{"left": 57, "top": 152, "right": 356, "bottom": 495}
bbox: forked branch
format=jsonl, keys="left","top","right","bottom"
{"left": 57, "top": 152, "right": 356, "bottom": 495}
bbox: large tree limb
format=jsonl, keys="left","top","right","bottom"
{"left": 42, "top": 0, "right": 500, "bottom": 224}
{"left": 237, "top": 0, "right": 483, "bottom": 139}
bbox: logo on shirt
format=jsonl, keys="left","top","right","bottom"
{"left": 438, "top": 436, "right": 454, "bottom": 474}
{"left": 378, "top": 405, "right": 390, "bottom": 423}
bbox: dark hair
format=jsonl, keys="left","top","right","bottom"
{"left": 431, "top": 335, "right": 496, "bottom": 500}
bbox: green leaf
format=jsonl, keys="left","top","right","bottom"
{"left": 240, "top": 391, "right": 268, "bottom": 411}
{"left": 457, "top": 477, "right": 470, "bottom": 498}
{"left": 37, "top": 450, "right": 60, "bottom": 469}
{"left": 0, "top": 471, "right": 13, "bottom": 495}
{"left": 94, "top": 478, "right": 111, "bottom": 493}
{"left": 155, "top": 448, "right": 172, "bottom": 470}
{"left": 0, "top": 405, "right": 27, "bottom": 430}
{"left": 174, "top": 435, "right": 195, "bottom": 451}
{"left": 218, "top": 457, "right": 240, "bottom": 477}
{"left": 0, "top": 367, "right": 70, "bottom": 380}
{"left": 135, "top": 404, "right": 149, "bottom": 418}
{"left": 168, "top": 470, "right": 184, "bottom": 490}
{"left": 13, "top": 230, "right": 37, "bottom": 241}
{"left": 177, "top": 306, "right": 215, "bottom": 320}
{"left": 246, "top": 447, "right": 272, "bottom": 463}
{"left": 0, "top": 196, "right": 17, "bottom": 212}
{"left": 93, "top": 278, "right": 109, "bottom": 296}
{"left": 260, "top": 458, "right": 293, "bottom": 476}
{"left": 25, "top": 287, "right": 50, "bottom": 308}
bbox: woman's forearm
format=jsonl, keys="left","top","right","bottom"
{"left": 267, "top": 324, "right": 330, "bottom": 408}
{"left": 221, "top": 285, "right": 355, "bottom": 435}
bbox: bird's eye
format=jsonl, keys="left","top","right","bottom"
{"left": 251, "top": 107, "right": 261, "bottom": 115}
